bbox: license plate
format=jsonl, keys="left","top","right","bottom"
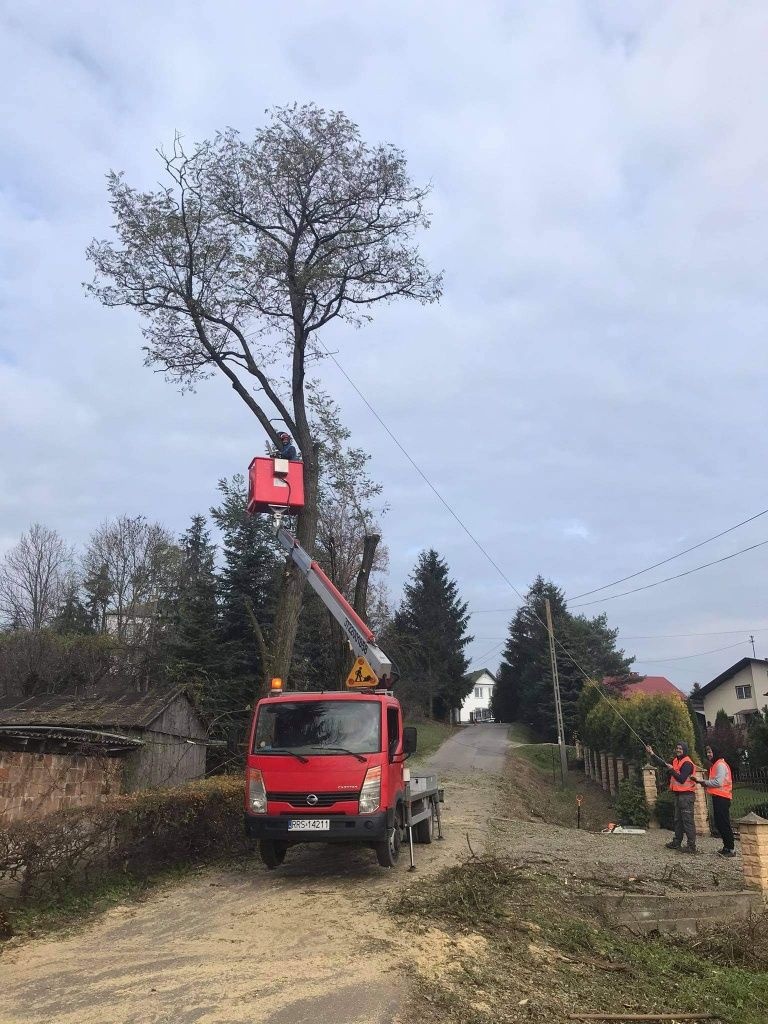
{"left": 287, "top": 818, "right": 330, "bottom": 831}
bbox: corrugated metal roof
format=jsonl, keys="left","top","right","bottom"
{"left": 0, "top": 686, "right": 188, "bottom": 729}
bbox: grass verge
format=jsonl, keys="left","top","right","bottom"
{"left": 408, "top": 719, "right": 459, "bottom": 764}
{"left": 506, "top": 722, "right": 542, "bottom": 744}
{"left": 390, "top": 855, "right": 768, "bottom": 1024}
{"left": 2, "top": 860, "right": 214, "bottom": 945}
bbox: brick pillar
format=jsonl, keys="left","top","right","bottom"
{"left": 607, "top": 754, "right": 617, "bottom": 797}
{"left": 592, "top": 749, "right": 600, "bottom": 782}
{"left": 600, "top": 752, "right": 609, "bottom": 792}
{"left": 642, "top": 764, "right": 659, "bottom": 828}
{"left": 575, "top": 739, "right": 583, "bottom": 762}
{"left": 738, "top": 813, "right": 768, "bottom": 892}
{"left": 584, "top": 747, "right": 591, "bottom": 778}
{"left": 693, "top": 770, "right": 710, "bottom": 836}
{"left": 616, "top": 757, "right": 626, "bottom": 785}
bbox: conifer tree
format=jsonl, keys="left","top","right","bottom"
{"left": 167, "top": 515, "right": 220, "bottom": 703}
{"left": 492, "top": 576, "right": 632, "bottom": 740}
{"left": 388, "top": 550, "right": 472, "bottom": 720}
{"left": 210, "top": 475, "right": 280, "bottom": 702}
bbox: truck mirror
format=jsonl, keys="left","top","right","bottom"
{"left": 402, "top": 727, "right": 417, "bottom": 755}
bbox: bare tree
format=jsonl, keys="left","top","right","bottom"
{"left": 0, "top": 524, "right": 74, "bottom": 630}
{"left": 86, "top": 103, "right": 441, "bottom": 687}
{"left": 82, "top": 515, "right": 178, "bottom": 643}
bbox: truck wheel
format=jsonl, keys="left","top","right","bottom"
{"left": 414, "top": 808, "right": 434, "bottom": 845}
{"left": 375, "top": 816, "right": 402, "bottom": 868}
{"left": 259, "top": 839, "right": 287, "bottom": 870}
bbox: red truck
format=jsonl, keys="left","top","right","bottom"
{"left": 244, "top": 686, "right": 441, "bottom": 868}
{"left": 243, "top": 456, "right": 444, "bottom": 869}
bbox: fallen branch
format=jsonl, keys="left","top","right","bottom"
{"left": 568, "top": 1014, "right": 715, "bottom": 1022}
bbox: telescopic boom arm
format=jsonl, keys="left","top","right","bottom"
{"left": 275, "top": 523, "right": 393, "bottom": 684}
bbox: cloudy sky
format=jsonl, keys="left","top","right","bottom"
{"left": 2, "top": 1, "right": 768, "bottom": 693}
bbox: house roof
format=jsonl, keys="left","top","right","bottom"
{"left": 464, "top": 669, "right": 497, "bottom": 686}
{"left": 695, "top": 658, "right": 768, "bottom": 699}
{"left": 603, "top": 674, "right": 686, "bottom": 700}
{"left": 0, "top": 685, "right": 190, "bottom": 730}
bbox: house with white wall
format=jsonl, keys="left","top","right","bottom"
{"left": 457, "top": 668, "right": 497, "bottom": 723}
{"left": 694, "top": 657, "right": 768, "bottom": 726}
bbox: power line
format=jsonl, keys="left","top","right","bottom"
{"left": 321, "top": 344, "right": 647, "bottom": 747}
{"left": 570, "top": 537, "right": 768, "bottom": 608}
{"left": 632, "top": 640, "right": 748, "bottom": 665}
{"left": 619, "top": 625, "right": 768, "bottom": 640}
{"left": 468, "top": 639, "right": 506, "bottom": 668}
{"left": 568, "top": 506, "right": 768, "bottom": 600}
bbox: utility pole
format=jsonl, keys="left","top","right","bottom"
{"left": 544, "top": 598, "right": 569, "bottom": 786}
{"left": 750, "top": 634, "right": 756, "bottom": 657}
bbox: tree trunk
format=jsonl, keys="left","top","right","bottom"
{"left": 353, "top": 534, "right": 380, "bottom": 620}
{"left": 269, "top": 449, "right": 319, "bottom": 689}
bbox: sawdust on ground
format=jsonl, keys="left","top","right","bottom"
{"left": 0, "top": 770, "right": 502, "bottom": 1024}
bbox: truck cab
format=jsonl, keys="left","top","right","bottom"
{"left": 244, "top": 689, "right": 417, "bottom": 868}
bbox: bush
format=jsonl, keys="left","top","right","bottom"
{"left": 612, "top": 778, "right": 650, "bottom": 828}
{"left": 0, "top": 775, "right": 247, "bottom": 904}
{"left": 654, "top": 789, "right": 676, "bottom": 830}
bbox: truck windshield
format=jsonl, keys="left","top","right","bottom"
{"left": 253, "top": 700, "right": 381, "bottom": 756}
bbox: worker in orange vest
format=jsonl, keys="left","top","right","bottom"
{"left": 695, "top": 744, "right": 735, "bottom": 857}
{"left": 645, "top": 741, "right": 697, "bottom": 853}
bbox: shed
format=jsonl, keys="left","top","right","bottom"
{"left": 0, "top": 686, "right": 209, "bottom": 823}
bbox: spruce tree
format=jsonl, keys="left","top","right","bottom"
{"left": 389, "top": 549, "right": 472, "bottom": 720}
{"left": 210, "top": 475, "right": 280, "bottom": 702}
{"left": 167, "top": 515, "right": 220, "bottom": 703}
{"left": 493, "top": 576, "right": 633, "bottom": 740}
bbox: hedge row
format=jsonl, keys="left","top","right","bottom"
{"left": 0, "top": 775, "right": 248, "bottom": 904}
{"left": 579, "top": 689, "right": 696, "bottom": 763}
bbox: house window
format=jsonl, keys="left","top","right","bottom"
{"left": 736, "top": 684, "right": 752, "bottom": 700}
{"left": 474, "top": 687, "right": 482, "bottom": 698}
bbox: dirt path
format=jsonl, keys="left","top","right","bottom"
{"left": 0, "top": 729, "right": 508, "bottom": 1024}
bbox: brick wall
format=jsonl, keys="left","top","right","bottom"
{"left": 0, "top": 751, "right": 124, "bottom": 823}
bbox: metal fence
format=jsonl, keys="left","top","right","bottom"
{"left": 730, "top": 766, "right": 768, "bottom": 821}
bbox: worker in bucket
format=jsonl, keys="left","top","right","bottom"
{"left": 695, "top": 744, "right": 735, "bottom": 857}
{"left": 275, "top": 431, "right": 299, "bottom": 461}
{"left": 645, "top": 741, "right": 698, "bottom": 854}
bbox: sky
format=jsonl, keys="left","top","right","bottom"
{"left": 2, "top": 1, "right": 768, "bottom": 694}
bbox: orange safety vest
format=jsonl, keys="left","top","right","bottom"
{"left": 669, "top": 755, "right": 696, "bottom": 793}
{"left": 708, "top": 758, "right": 733, "bottom": 800}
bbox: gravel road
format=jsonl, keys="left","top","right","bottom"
{"left": 0, "top": 728, "right": 507, "bottom": 1024}
{"left": 425, "top": 723, "right": 510, "bottom": 775}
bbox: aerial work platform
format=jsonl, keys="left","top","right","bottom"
{"left": 246, "top": 457, "right": 305, "bottom": 514}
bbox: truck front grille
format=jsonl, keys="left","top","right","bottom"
{"left": 267, "top": 791, "right": 360, "bottom": 808}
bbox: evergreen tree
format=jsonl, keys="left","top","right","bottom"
{"left": 53, "top": 588, "right": 93, "bottom": 635}
{"left": 747, "top": 707, "right": 768, "bottom": 770}
{"left": 167, "top": 515, "right": 220, "bottom": 702}
{"left": 388, "top": 550, "right": 472, "bottom": 720}
{"left": 210, "top": 475, "right": 280, "bottom": 702}
{"left": 492, "top": 575, "right": 633, "bottom": 740}
{"left": 83, "top": 563, "right": 111, "bottom": 633}
{"left": 687, "top": 683, "right": 707, "bottom": 761}
{"left": 710, "top": 709, "right": 744, "bottom": 771}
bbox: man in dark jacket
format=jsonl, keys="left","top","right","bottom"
{"left": 696, "top": 744, "right": 735, "bottom": 857}
{"left": 276, "top": 432, "right": 299, "bottom": 461}
{"left": 645, "top": 741, "right": 698, "bottom": 853}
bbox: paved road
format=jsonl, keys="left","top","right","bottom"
{"left": 426, "top": 722, "right": 510, "bottom": 775}
{"left": 0, "top": 725, "right": 507, "bottom": 1024}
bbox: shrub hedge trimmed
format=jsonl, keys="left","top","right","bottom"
{"left": 0, "top": 775, "right": 248, "bottom": 904}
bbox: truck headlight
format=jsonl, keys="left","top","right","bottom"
{"left": 359, "top": 765, "right": 381, "bottom": 814}
{"left": 247, "top": 767, "right": 267, "bottom": 814}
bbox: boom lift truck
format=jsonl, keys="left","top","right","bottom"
{"left": 243, "top": 455, "right": 444, "bottom": 870}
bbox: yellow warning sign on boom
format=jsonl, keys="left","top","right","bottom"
{"left": 346, "top": 656, "right": 378, "bottom": 689}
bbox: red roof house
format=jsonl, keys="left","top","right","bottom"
{"left": 602, "top": 674, "right": 686, "bottom": 701}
